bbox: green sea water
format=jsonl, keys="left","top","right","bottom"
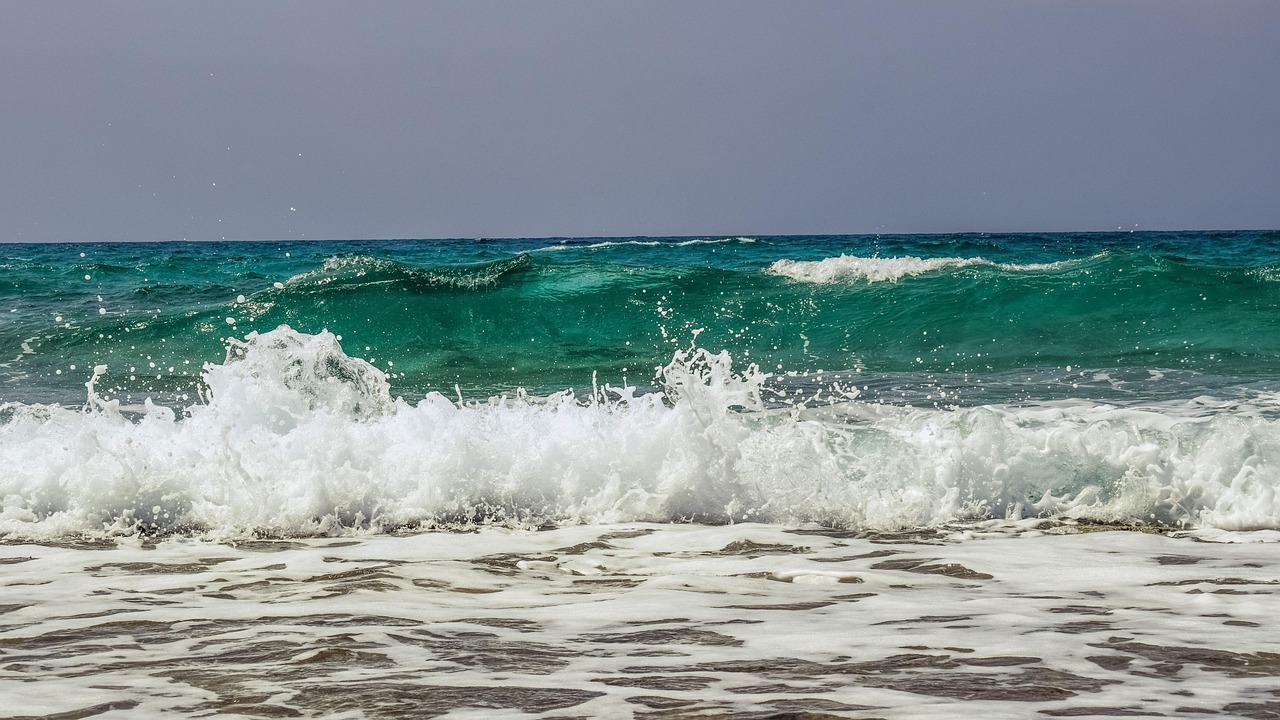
{"left": 3, "top": 231, "right": 1279, "bottom": 407}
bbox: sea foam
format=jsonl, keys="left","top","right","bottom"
{"left": 0, "top": 325, "right": 1277, "bottom": 539}
{"left": 767, "top": 254, "right": 1077, "bottom": 283}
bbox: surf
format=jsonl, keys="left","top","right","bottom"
{"left": 2, "top": 325, "right": 1278, "bottom": 540}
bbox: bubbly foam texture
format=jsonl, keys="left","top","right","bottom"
{"left": 767, "top": 254, "right": 1078, "bottom": 283}
{"left": 1, "top": 326, "right": 1278, "bottom": 539}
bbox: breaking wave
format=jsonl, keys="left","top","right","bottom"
{"left": 279, "top": 253, "right": 533, "bottom": 293}
{"left": 1, "top": 326, "right": 1278, "bottom": 540}
{"left": 766, "top": 254, "right": 1085, "bottom": 284}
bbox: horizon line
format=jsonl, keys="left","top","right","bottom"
{"left": 3, "top": 227, "right": 1277, "bottom": 245}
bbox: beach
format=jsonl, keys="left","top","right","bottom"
{"left": 4, "top": 522, "right": 1278, "bottom": 718}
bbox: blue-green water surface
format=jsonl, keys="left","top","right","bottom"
{"left": 2, "top": 231, "right": 1278, "bottom": 406}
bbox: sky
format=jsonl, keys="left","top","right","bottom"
{"left": 1, "top": 1, "right": 1278, "bottom": 242}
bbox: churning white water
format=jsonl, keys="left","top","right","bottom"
{"left": 0, "top": 325, "right": 1277, "bottom": 540}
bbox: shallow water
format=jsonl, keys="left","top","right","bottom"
{"left": 3, "top": 523, "right": 1278, "bottom": 719}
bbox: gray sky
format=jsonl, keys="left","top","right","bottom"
{"left": 1, "top": 1, "right": 1277, "bottom": 242}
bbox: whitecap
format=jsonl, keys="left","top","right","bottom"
{"left": 766, "top": 254, "right": 1081, "bottom": 284}
{"left": 1, "top": 325, "right": 1277, "bottom": 539}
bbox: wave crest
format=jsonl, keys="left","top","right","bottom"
{"left": 1, "top": 326, "right": 1278, "bottom": 539}
{"left": 767, "top": 254, "right": 1079, "bottom": 284}
{"left": 281, "top": 253, "right": 531, "bottom": 293}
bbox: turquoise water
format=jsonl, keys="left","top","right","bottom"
{"left": 4, "top": 231, "right": 1279, "bottom": 406}
{"left": 3, "top": 231, "right": 1280, "bottom": 536}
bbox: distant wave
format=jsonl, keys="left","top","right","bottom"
{"left": 280, "top": 253, "right": 531, "bottom": 292}
{"left": 533, "top": 237, "right": 756, "bottom": 252}
{"left": 766, "top": 254, "right": 1083, "bottom": 284}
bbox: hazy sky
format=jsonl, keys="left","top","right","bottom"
{"left": 2, "top": 1, "right": 1277, "bottom": 241}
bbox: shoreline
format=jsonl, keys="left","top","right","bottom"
{"left": 3, "top": 522, "right": 1277, "bottom": 718}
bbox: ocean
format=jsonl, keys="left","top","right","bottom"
{"left": 2, "top": 232, "right": 1279, "bottom": 718}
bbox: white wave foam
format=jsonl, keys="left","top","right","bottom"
{"left": 533, "top": 237, "right": 756, "bottom": 252}
{"left": 767, "top": 254, "right": 1077, "bottom": 284}
{"left": 1, "top": 325, "right": 1277, "bottom": 539}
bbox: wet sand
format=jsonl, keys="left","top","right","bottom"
{"left": 2, "top": 521, "right": 1278, "bottom": 719}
